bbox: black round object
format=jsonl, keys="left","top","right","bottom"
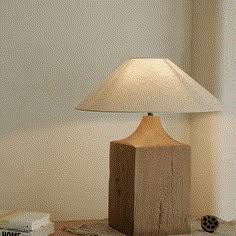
{"left": 201, "top": 215, "right": 219, "bottom": 233}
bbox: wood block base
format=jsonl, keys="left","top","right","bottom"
{"left": 108, "top": 116, "right": 191, "bottom": 235}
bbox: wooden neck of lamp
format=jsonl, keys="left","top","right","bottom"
{"left": 114, "top": 115, "right": 181, "bottom": 147}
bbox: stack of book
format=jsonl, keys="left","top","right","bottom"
{"left": 0, "top": 210, "right": 54, "bottom": 236}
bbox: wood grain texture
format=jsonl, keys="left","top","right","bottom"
{"left": 134, "top": 145, "right": 191, "bottom": 235}
{"left": 109, "top": 143, "right": 135, "bottom": 234}
{"left": 109, "top": 116, "right": 191, "bottom": 235}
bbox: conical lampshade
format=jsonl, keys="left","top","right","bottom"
{"left": 76, "top": 58, "right": 222, "bottom": 113}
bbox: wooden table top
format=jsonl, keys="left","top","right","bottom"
{"left": 51, "top": 219, "right": 236, "bottom": 235}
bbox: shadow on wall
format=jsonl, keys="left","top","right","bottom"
{"left": 191, "top": 0, "right": 224, "bottom": 98}
{"left": 0, "top": 0, "right": 192, "bottom": 138}
{"left": 191, "top": 0, "right": 225, "bottom": 217}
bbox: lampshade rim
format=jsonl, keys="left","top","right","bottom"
{"left": 75, "top": 107, "right": 222, "bottom": 114}
{"left": 127, "top": 57, "right": 169, "bottom": 60}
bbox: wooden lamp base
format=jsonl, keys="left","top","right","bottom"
{"left": 109, "top": 116, "right": 191, "bottom": 235}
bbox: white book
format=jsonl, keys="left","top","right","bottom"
{"left": 0, "top": 222, "right": 54, "bottom": 236}
{"left": 0, "top": 210, "right": 50, "bottom": 232}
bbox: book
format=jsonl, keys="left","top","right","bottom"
{"left": 0, "top": 222, "right": 54, "bottom": 236}
{"left": 0, "top": 210, "right": 50, "bottom": 232}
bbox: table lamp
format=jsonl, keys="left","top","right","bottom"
{"left": 76, "top": 58, "right": 222, "bottom": 235}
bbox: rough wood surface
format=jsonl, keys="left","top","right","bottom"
{"left": 109, "top": 143, "right": 135, "bottom": 234}
{"left": 133, "top": 145, "right": 191, "bottom": 235}
{"left": 109, "top": 116, "right": 191, "bottom": 235}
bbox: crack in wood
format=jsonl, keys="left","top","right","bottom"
{"left": 158, "top": 202, "right": 163, "bottom": 234}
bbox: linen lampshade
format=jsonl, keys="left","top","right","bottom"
{"left": 76, "top": 58, "right": 222, "bottom": 113}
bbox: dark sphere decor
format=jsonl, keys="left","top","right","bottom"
{"left": 201, "top": 215, "right": 219, "bottom": 233}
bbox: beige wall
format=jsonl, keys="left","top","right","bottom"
{"left": 191, "top": 0, "right": 236, "bottom": 220}
{"left": 0, "top": 0, "right": 192, "bottom": 220}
